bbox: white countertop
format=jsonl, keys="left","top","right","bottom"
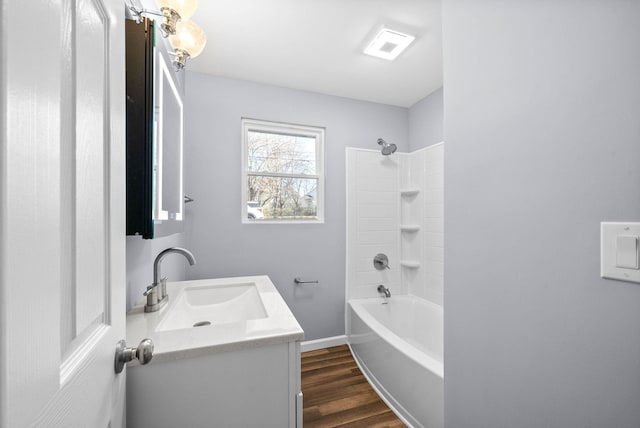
{"left": 126, "top": 275, "right": 304, "bottom": 364}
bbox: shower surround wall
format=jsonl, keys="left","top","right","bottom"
{"left": 346, "top": 144, "right": 444, "bottom": 427}
{"left": 401, "top": 144, "right": 444, "bottom": 305}
{"left": 346, "top": 149, "right": 402, "bottom": 299}
{"left": 346, "top": 143, "right": 444, "bottom": 304}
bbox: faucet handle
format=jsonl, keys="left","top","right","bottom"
{"left": 143, "top": 284, "right": 159, "bottom": 312}
{"left": 373, "top": 253, "right": 390, "bottom": 270}
{"left": 158, "top": 277, "right": 168, "bottom": 302}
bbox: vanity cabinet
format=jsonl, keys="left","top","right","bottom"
{"left": 127, "top": 342, "right": 302, "bottom": 427}
{"left": 126, "top": 18, "right": 184, "bottom": 239}
{"left": 125, "top": 276, "right": 304, "bottom": 427}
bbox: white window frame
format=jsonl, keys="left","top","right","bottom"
{"left": 241, "top": 118, "right": 325, "bottom": 224}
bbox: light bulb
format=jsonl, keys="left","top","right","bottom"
{"left": 169, "top": 19, "right": 206, "bottom": 70}
{"left": 170, "top": 19, "right": 207, "bottom": 59}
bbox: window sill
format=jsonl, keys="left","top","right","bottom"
{"left": 242, "top": 219, "right": 325, "bottom": 225}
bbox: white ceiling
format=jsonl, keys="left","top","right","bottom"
{"left": 185, "top": 0, "right": 443, "bottom": 108}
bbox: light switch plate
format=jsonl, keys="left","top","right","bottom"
{"left": 616, "top": 235, "right": 639, "bottom": 269}
{"left": 601, "top": 222, "right": 640, "bottom": 283}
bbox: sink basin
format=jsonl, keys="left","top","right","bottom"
{"left": 156, "top": 282, "right": 267, "bottom": 332}
{"left": 126, "top": 275, "right": 304, "bottom": 362}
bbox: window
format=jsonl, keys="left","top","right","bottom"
{"left": 242, "top": 118, "right": 324, "bottom": 223}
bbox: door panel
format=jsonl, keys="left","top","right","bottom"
{"left": 0, "top": 0, "right": 126, "bottom": 426}
{"left": 74, "top": 0, "right": 109, "bottom": 343}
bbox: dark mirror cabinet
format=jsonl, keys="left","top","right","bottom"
{"left": 126, "top": 18, "right": 184, "bottom": 239}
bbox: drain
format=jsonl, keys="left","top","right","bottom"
{"left": 193, "top": 321, "right": 211, "bottom": 327}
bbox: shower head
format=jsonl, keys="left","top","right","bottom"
{"left": 377, "top": 138, "right": 397, "bottom": 156}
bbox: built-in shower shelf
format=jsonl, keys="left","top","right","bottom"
{"left": 400, "top": 188, "right": 420, "bottom": 197}
{"left": 400, "top": 260, "right": 421, "bottom": 269}
{"left": 400, "top": 224, "right": 421, "bottom": 232}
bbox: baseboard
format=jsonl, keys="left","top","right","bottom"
{"left": 300, "top": 335, "right": 347, "bottom": 352}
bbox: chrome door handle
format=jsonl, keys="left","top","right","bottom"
{"left": 114, "top": 338, "right": 154, "bottom": 374}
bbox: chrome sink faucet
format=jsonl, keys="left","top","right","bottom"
{"left": 144, "top": 247, "right": 196, "bottom": 313}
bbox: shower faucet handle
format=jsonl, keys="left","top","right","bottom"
{"left": 373, "top": 253, "right": 390, "bottom": 270}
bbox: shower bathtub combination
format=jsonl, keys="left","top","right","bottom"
{"left": 348, "top": 296, "right": 443, "bottom": 428}
{"left": 345, "top": 143, "right": 445, "bottom": 428}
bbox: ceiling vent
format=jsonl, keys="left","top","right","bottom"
{"left": 364, "top": 28, "right": 415, "bottom": 61}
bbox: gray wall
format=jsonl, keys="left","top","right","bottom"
{"left": 443, "top": 1, "right": 640, "bottom": 427}
{"left": 409, "top": 86, "right": 443, "bottom": 150}
{"left": 183, "top": 72, "right": 408, "bottom": 340}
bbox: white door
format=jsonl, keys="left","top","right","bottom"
{"left": 0, "top": 0, "right": 127, "bottom": 426}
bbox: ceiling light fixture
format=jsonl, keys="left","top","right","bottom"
{"left": 364, "top": 28, "right": 415, "bottom": 61}
{"left": 156, "top": 0, "right": 198, "bottom": 35}
{"left": 128, "top": 0, "right": 198, "bottom": 36}
{"left": 128, "top": 0, "right": 206, "bottom": 71}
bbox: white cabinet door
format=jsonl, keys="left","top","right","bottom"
{"left": 0, "top": 0, "right": 127, "bottom": 426}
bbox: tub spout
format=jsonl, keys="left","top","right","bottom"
{"left": 377, "top": 285, "right": 391, "bottom": 298}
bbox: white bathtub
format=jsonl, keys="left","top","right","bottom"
{"left": 348, "top": 295, "right": 443, "bottom": 428}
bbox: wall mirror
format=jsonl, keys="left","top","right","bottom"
{"left": 152, "top": 29, "right": 185, "bottom": 238}
{"left": 153, "top": 50, "right": 184, "bottom": 223}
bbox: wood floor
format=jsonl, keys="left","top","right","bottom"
{"left": 301, "top": 345, "right": 406, "bottom": 428}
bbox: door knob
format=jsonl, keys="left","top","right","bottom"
{"left": 114, "top": 338, "right": 154, "bottom": 374}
